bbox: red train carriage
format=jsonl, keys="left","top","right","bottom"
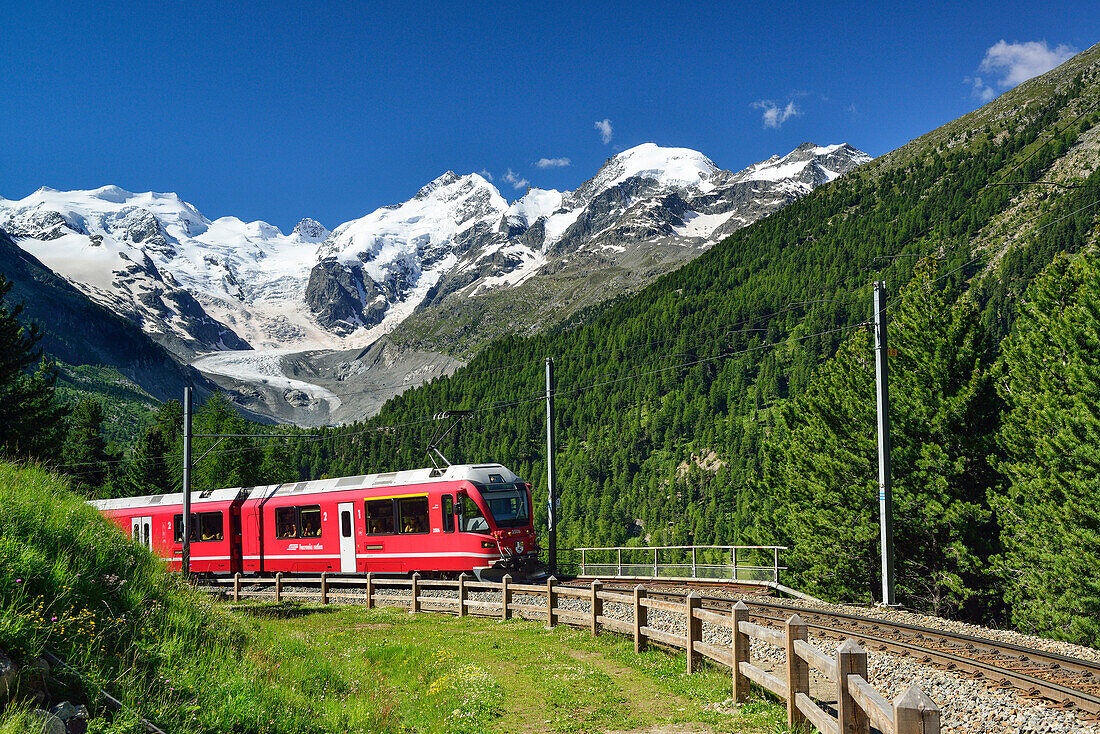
{"left": 91, "top": 463, "right": 544, "bottom": 580}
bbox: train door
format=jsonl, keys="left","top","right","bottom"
{"left": 131, "top": 516, "right": 152, "bottom": 550}
{"left": 338, "top": 502, "right": 356, "bottom": 572}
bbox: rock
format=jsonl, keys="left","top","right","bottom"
{"left": 0, "top": 649, "right": 16, "bottom": 702}
{"left": 50, "top": 701, "right": 86, "bottom": 721}
{"left": 27, "top": 709, "right": 66, "bottom": 734}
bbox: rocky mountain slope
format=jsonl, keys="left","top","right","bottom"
{"left": 0, "top": 229, "right": 222, "bottom": 412}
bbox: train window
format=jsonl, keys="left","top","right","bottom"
{"left": 275, "top": 507, "right": 298, "bottom": 539}
{"left": 442, "top": 495, "right": 455, "bottom": 533}
{"left": 341, "top": 511, "right": 352, "bottom": 538}
{"left": 199, "top": 512, "right": 223, "bottom": 541}
{"left": 173, "top": 514, "right": 198, "bottom": 543}
{"left": 299, "top": 506, "right": 322, "bottom": 538}
{"left": 459, "top": 495, "right": 489, "bottom": 533}
{"left": 366, "top": 499, "right": 395, "bottom": 535}
{"left": 173, "top": 513, "right": 223, "bottom": 542}
{"left": 397, "top": 497, "right": 429, "bottom": 534}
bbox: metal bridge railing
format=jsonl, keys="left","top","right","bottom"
{"left": 569, "top": 545, "right": 787, "bottom": 584}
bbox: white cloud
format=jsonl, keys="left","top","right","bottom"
{"left": 478, "top": 169, "right": 494, "bottom": 181}
{"left": 978, "top": 40, "right": 1077, "bottom": 87}
{"left": 966, "top": 76, "right": 996, "bottom": 102}
{"left": 752, "top": 99, "right": 802, "bottom": 129}
{"left": 501, "top": 168, "right": 529, "bottom": 190}
{"left": 594, "top": 118, "right": 613, "bottom": 144}
{"left": 535, "top": 157, "right": 571, "bottom": 169}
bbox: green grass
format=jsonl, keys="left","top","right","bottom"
{"left": 231, "top": 602, "right": 788, "bottom": 733}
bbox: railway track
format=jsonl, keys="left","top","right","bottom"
{"left": 587, "top": 581, "right": 1100, "bottom": 720}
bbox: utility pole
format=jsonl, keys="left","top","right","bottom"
{"left": 873, "top": 281, "right": 896, "bottom": 606}
{"left": 545, "top": 357, "right": 557, "bottom": 572}
{"left": 182, "top": 386, "right": 193, "bottom": 579}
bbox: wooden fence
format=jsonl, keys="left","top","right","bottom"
{"left": 214, "top": 573, "right": 940, "bottom": 734}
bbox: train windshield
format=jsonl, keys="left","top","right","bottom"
{"left": 481, "top": 484, "right": 530, "bottom": 528}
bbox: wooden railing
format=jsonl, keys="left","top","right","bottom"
{"left": 213, "top": 573, "right": 940, "bottom": 733}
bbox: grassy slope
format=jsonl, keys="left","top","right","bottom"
{"left": 0, "top": 461, "right": 350, "bottom": 733}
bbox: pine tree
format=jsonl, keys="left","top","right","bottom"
{"left": 0, "top": 274, "right": 65, "bottom": 460}
{"left": 996, "top": 250, "right": 1100, "bottom": 645}
{"left": 61, "top": 399, "right": 111, "bottom": 492}
{"left": 120, "top": 423, "right": 176, "bottom": 496}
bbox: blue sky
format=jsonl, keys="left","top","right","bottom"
{"left": 1, "top": 1, "right": 1097, "bottom": 232}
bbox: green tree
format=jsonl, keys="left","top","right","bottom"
{"left": 61, "top": 399, "right": 111, "bottom": 492}
{"left": 120, "top": 422, "right": 177, "bottom": 496}
{"left": 0, "top": 274, "right": 65, "bottom": 460}
{"left": 190, "top": 393, "right": 264, "bottom": 491}
{"left": 762, "top": 261, "right": 1000, "bottom": 616}
{"left": 995, "top": 250, "right": 1100, "bottom": 645}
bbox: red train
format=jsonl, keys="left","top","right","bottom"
{"left": 90, "top": 463, "right": 544, "bottom": 580}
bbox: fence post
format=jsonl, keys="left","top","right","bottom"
{"left": 785, "top": 614, "right": 809, "bottom": 730}
{"left": 275, "top": 572, "right": 283, "bottom": 603}
{"left": 893, "top": 686, "right": 940, "bottom": 734}
{"left": 653, "top": 548, "right": 658, "bottom": 578}
{"left": 233, "top": 572, "right": 241, "bottom": 602}
{"left": 457, "top": 573, "right": 467, "bottom": 617}
{"left": 837, "top": 638, "right": 870, "bottom": 734}
{"left": 692, "top": 547, "right": 697, "bottom": 578}
{"left": 410, "top": 572, "right": 420, "bottom": 614}
{"left": 320, "top": 572, "right": 329, "bottom": 606}
{"left": 773, "top": 547, "right": 779, "bottom": 583}
{"left": 617, "top": 548, "right": 622, "bottom": 577}
{"left": 590, "top": 580, "right": 603, "bottom": 636}
{"left": 546, "top": 576, "right": 557, "bottom": 629}
{"left": 581, "top": 550, "right": 586, "bottom": 576}
{"left": 732, "top": 600, "right": 750, "bottom": 702}
{"left": 686, "top": 592, "right": 701, "bottom": 674}
{"left": 501, "top": 574, "right": 512, "bottom": 620}
{"left": 365, "top": 572, "right": 374, "bottom": 609}
{"left": 733, "top": 547, "right": 738, "bottom": 581}
{"left": 634, "top": 585, "right": 647, "bottom": 653}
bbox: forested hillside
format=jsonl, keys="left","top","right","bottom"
{"left": 51, "top": 44, "right": 1100, "bottom": 643}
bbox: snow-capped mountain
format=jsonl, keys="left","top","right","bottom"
{"left": 0, "top": 186, "right": 330, "bottom": 357}
{"left": 307, "top": 142, "right": 870, "bottom": 338}
{"left": 0, "top": 142, "right": 870, "bottom": 361}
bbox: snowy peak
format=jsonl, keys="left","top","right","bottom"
{"left": 734, "top": 142, "right": 871, "bottom": 186}
{"left": 505, "top": 188, "right": 564, "bottom": 230}
{"left": 292, "top": 218, "right": 330, "bottom": 242}
{"left": 582, "top": 143, "right": 721, "bottom": 199}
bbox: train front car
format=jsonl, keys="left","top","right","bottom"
{"left": 459, "top": 466, "right": 547, "bottom": 582}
